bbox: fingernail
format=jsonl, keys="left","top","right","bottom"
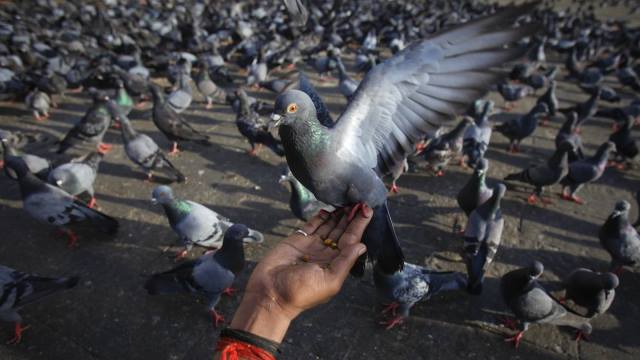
{"left": 357, "top": 244, "right": 367, "bottom": 256}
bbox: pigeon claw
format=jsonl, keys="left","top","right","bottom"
{"left": 6, "top": 323, "right": 29, "bottom": 345}
{"left": 388, "top": 183, "right": 400, "bottom": 194}
{"left": 168, "top": 143, "right": 180, "bottom": 156}
{"left": 87, "top": 197, "right": 97, "bottom": 209}
{"left": 97, "top": 143, "right": 112, "bottom": 154}
{"left": 174, "top": 249, "right": 188, "bottom": 261}
{"left": 347, "top": 203, "right": 366, "bottom": 222}
{"left": 210, "top": 310, "right": 225, "bottom": 328}
{"left": 381, "top": 302, "right": 399, "bottom": 316}
{"left": 561, "top": 193, "right": 584, "bottom": 204}
{"left": 435, "top": 170, "right": 445, "bottom": 177}
{"left": 380, "top": 316, "right": 404, "bottom": 330}
{"left": 504, "top": 331, "right": 525, "bottom": 349}
{"left": 527, "top": 194, "right": 538, "bottom": 205}
{"left": 222, "top": 287, "right": 237, "bottom": 297}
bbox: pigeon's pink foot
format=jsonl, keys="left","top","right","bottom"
{"left": 561, "top": 193, "right": 584, "bottom": 204}
{"left": 168, "top": 143, "right": 180, "bottom": 156}
{"left": 112, "top": 121, "right": 121, "bottom": 129}
{"left": 6, "top": 323, "right": 29, "bottom": 345}
{"left": 97, "top": 143, "right": 112, "bottom": 154}
{"left": 145, "top": 173, "right": 154, "bottom": 183}
{"left": 285, "top": 63, "right": 296, "bottom": 70}
{"left": 389, "top": 183, "right": 400, "bottom": 194}
{"left": 222, "top": 287, "right": 237, "bottom": 297}
{"left": 205, "top": 101, "right": 213, "bottom": 110}
{"left": 87, "top": 197, "right": 97, "bottom": 209}
{"left": 65, "top": 230, "right": 79, "bottom": 248}
{"left": 575, "top": 330, "right": 590, "bottom": 342}
{"left": 380, "top": 316, "right": 405, "bottom": 330}
{"left": 415, "top": 143, "right": 426, "bottom": 153}
{"left": 0, "top": 160, "right": 5, "bottom": 169}
{"left": 210, "top": 309, "right": 225, "bottom": 328}
{"left": 134, "top": 101, "right": 149, "bottom": 110}
{"left": 381, "top": 302, "right": 399, "bottom": 316}
{"left": 527, "top": 194, "right": 538, "bottom": 205}
{"left": 504, "top": 331, "right": 525, "bottom": 348}
{"left": 347, "top": 203, "right": 366, "bottom": 221}
{"left": 174, "top": 249, "right": 188, "bottom": 261}
{"left": 435, "top": 170, "right": 444, "bottom": 177}
{"left": 34, "top": 113, "right": 46, "bottom": 122}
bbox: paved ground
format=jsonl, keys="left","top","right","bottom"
{"left": 1, "top": 3, "right": 640, "bottom": 360}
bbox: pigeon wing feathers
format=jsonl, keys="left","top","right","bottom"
{"left": 333, "top": 6, "right": 536, "bottom": 176}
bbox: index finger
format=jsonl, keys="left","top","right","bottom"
{"left": 300, "top": 210, "right": 331, "bottom": 236}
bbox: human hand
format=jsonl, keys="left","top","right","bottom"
{"left": 229, "top": 206, "right": 373, "bottom": 342}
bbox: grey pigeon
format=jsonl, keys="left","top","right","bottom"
{"left": 116, "top": 112, "right": 185, "bottom": 183}
{"left": 501, "top": 261, "right": 592, "bottom": 348}
{"left": 279, "top": 167, "right": 332, "bottom": 221}
{"left": 421, "top": 117, "right": 474, "bottom": 176}
{"left": 457, "top": 158, "right": 493, "bottom": 217}
{"left": 561, "top": 88, "right": 601, "bottom": 131}
{"left": 536, "top": 80, "right": 558, "bottom": 125}
{"left": 1, "top": 140, "right": 50, "bottom": 180}
{"left": 463, "top": 183, "right": 505, "bottom": 294}
{"left": 495, "top": 103, "right": 548, "bottom": 153}
{"left": 497, "top": 82, "right": 531, "bottom": 110}
{"left": 144, "top": 224, "right": 251, "bottom": 326}
{"left": 609, "top": 115, "right": 638, "bottom": 168}
{"left": 4, "top": 157, "right": 118, "bottom": 247}
{"left": 336, "top": 59, "right": 359, "bottom": 102}
{"left": 374, "top": 262, "right": 467, "bottom": 329}
{"left": 235, "top": 89, "right": 284, "bottom": 157}
{"left": 150, "top": 84, "right": 211, "bottom": 154}
{"left": 167, "top": 73, "right": 193, "bottom": 114}
{"left": 0, "top": 265, "right": 79, "bottom": 344}
{"left": 24, "top": 89, "right": 51, "bottom": 122}
{"left": 599, "top": 200, "right": 640, "bottom": 274}
{"left": 504, "top": 141, "right": 573, "bottom": 205}
{"left": 196, "top": 63, "right": 221, "bottom": 109}
{"left": 246, "top": 58, "right": 268, "bottom": 87}
{"left": 463, "top": 100, "right": 493, "bottom": 167}
{"left": 555, "top": 112, "right": 584, "bottom": 162}
{"left": 151, "top": 185, "right": 263, "bottom": 260}
{"left": 562, "top": 268, "right": 618, "bottom": 318}
{"left": 57, "top": 90, "right": 113, "bottom": 154}
{"left": 48, "top": 151, "right": 104, "bottom": 208}
{"left": 269, "top": 4, "right": 537, "bottom": 277}
{"left": 559, "top": 142, "right": 614, "bottom": 204}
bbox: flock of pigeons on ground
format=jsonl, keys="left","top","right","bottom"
{"left": 0, "top": 0, "right": 639, "bottom": 353}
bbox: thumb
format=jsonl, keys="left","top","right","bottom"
{"left": 327, "top": 243, "right": 367, "bottom": 287}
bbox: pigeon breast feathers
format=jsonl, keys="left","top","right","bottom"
{"left": 333, "top": 4, "right": 538, "bottom": 176}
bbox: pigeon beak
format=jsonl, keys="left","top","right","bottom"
{"left": 243, "top": 230, "right": 264, "bottom": 244}
{"left": 268, "top": 113, "right": 283, "bottom": 130}
{"left": 151, "top": 197, "right": 158, "bottom": 205}
{"left": 56, "top": 180, "right": 63, "bottom": 186}
{"left": 278, "top": 175, "right": 288, "bottom": 185}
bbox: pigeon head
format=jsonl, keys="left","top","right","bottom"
{"left": 278, "top": 166, "right": 294, "bottom": 185}
{"left": 475, "top": 158, "right": 489, "bottom": 176}
{"left": 270, "top": 89, "right": 317, "bottom": 129}
{"left": 529, "top": 261, "right": 544, "bottom": 279}
{"left": 223, "top": 224, "right": 253, "bottom": 245}
{"left": 151, "top": 185, "right": 175, "bottom": 205}
{"left": 612, "top": 200, "right": 631, "bottom": 217}
{"left": 3, "top": 157, "right": 30, "bottom": 179}
{"left": 600, "top": 272, "right": 619, "bottom": 290}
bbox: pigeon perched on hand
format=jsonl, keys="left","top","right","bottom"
{"left": 374, "top": 262, "right": 467, "bottom": 329}
{"left": 495, "top": 103, "right": 548, "bottom": 153}
{"left": 144, "top": 224, "right": 252, "bottom": 327}
{"left": 562, "top": 268, "right": 618, "bottom": 318}
{"left": 48, "top": 151, "right": 104, "bottom": 208}
{"left": 599, "top": 200, "right": 640, "bottom": 275}
{"left": 559, "top": 141, "right": 614, "bottom": 204}
{"left": 151, "top": 185, "right": 263, "bottom": 260}
{"left": 116, "top": 112, "right": 185, "bottom": 183}
{"left": 269, "top": 4, "right": 537, "bottom": 278}
{"left": 57, "top": 90, "right": 114, "bottom": 155}
{"left": 501, "top": 261, "right": 592, "bottom": 348}
{"left": 279, "top": 167, "right": 332, "bottom": 221}
{"left": 0, "top": 265, "right": 79, "bottom": 344}
{"left": 150, "top": 84, "right": 211, "bottom": 155}
{"left": 463, "top": 183, "right": 505, "bottom": 294}
{"left": 504, "top": 141, "right": 573, "bottom": 205}
{"left": 4, "top": 157, "right": 118, "bottom": 247}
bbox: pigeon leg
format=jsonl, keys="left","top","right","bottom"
{"left": 575, "top": 330, "right": 590, "bottom": 342}
{"left": 435, "top": 170, "right": 445, "bottom": 177}
{"left": 222, "top": 287, "right": 237, "bottom": 297}
{"left": 527, "top": 193, "right": 538, "bottom": 205}
{"left": 33, "top": 111, "right": 45, "bottom": 122}
{"left": 174, "top": 249, "right": 188, "bottom": 261}
{"left": 6, "top": 323, "right": 29, "bottom": 345}
{"left": 0, "top": 160, "right": 4, "bottom": 169}
{"left": 388, "top": 182, "right": 400, "bottom": 194}
{"left": 246, "top": 144, "right": 262, "bottom": 156}
{"left": 144, "top": 172, "right": 154, "bottom": 183}
{"left": 111, "top": 120, "right": 122, "bottom": 129}
{"left": 415, "top": 142, "right": 426, "bottom": 153}
{"left": 205, "top": 98, "right": 213, "bottom": 110}
{"left": 65, "top": 230, "right": 79, "bottom": 248}
{"left": 209, "top": 309, "right": 225, "bottom": 328}
{"left": 380, "top": 316, "right": 405, "bottom": 330}
{"left": 381, "top": 302, "right": 399, "bottom": 317}
{"left": 346, "top": 203, "right": 366, "bottom": 221}
{"left": 87, "top": 197, "right": 97, "bottom": 209}
{"left": 540, "top": 117, "right": 549, "bottom": 127}
{"left": 504, "top": 331, "right": 525, "bottom": 348}
{"left": 97, "top": 143, "right": 112, "bottom": 154}
{"left": 168, "top": 142, "right": 180, "bottom": 155}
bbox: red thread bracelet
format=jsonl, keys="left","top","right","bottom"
{"left": 216, "top": 338, "right": 276, "bottom": 360}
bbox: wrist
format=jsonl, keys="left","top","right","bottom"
{"left": 229, "top": 292, "right": 293, "bottom": 343}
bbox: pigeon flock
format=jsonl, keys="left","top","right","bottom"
{"left": 0, "top": 0, "right": 639, "bottom": 358}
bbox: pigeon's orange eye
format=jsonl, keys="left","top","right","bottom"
{"left": 287, "top": 103, "right": 298, "bottom": 113}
